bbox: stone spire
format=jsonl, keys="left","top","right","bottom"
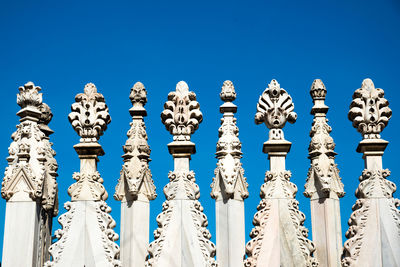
{"left": 114, "top": 82, "right": 156, "bottom": 267}
{"left": 245, "top": 79, "right": 318, "bottom": 267}
{"left": 304, "top": 79, "right": 344, "bottom": 267}
{"left": 146, "top": 81, "right": 217, "bottom": 267}
{"left": 45, "top": 83, "right": 121, "bottom": 267}
{"left": 342, "top": 79, "right": 400, "bottom": 266}
{"left": 211, "top": 80, "right": 248, "bottom": 267}
{"left": 1, "top": 82, "right": 58, "bottom": 267}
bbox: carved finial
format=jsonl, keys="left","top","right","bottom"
{"left": 305, "top": 79, "right": 345, "bottom": 199}
{"left": 211, "top": 80, "right": 248, "bottom": 200}
{"left": 220, "top": 80, "right": 236, "bottom": 102}
{"left": 17, "top": 82, "right": 43, "bottom": 109}
{"left": 130, "top": 82, "right": 147, "bottom": 107}
{"left": 255, "top": 79, "right": 297, "bottom": 140}
{"left": 161, "top": 81, "right": 203, "bottom": 141}
{"left": 68, "top": 83, "right": 111, "bottom": 143}
{"left": 310, "top": 79, "right": 327, "bottom": 100}
{"left": 348, "top": 78, "right": 392, "bottom": 139}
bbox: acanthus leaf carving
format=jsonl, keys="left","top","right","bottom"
{"left": 68, "top": 83, "right": 111, "bottom": 143}
{"left": 17, "top": 82, "right": 43, "bottom": 109}
{"left": 161, "top": 81, "right": 203, "bottom": 141}
{"left": 348, "top": 78, "right": 392, "bottom": 139}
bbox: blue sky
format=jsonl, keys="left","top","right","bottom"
{"left": 0, "top": 0, "right": 400, "bottom": 258}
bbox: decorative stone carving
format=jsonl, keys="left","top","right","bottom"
{"left": 245, "top": 79, "right": 317, "bottom": 267}
{"left": 342, "top": 79, "right": 400, "bottom": 267}
{"left": 348, "top": 78, "right": 392, "bottom": 139}
{"left": 2, "top": 82, "right": 58, "bottom": 211}
{"left": 114, "top": 82, "right": 156, "bottom": 201}
{"left": 114, "top": 82, "right": 156, "bottom": 267}
{"left": 304, "top": 79, "right": 344, "bottom": 267}
{"left": 1, "top": 82, "right": 58, "bottom": 267}
{"left": 68, "top": 83, "right": 111, "bottom": 143}
{"left": 146, "top": 81, "right": 216, "bottom": 267}
{"left": 17, "top": 82, "right": 43, "bottom": 109}
{"left": 45, "top": 83, "right": 120, "bottom": 267}
{"left": 255, "top": 79, "right": 297, "bottom": 140}
{"left": 305, "top": 79, "right": 344, "bottom": 198}
{"left": 211, "top": 80, "right": 248, "bottom": 200}
{"left": 161, "top": 81, "right": 203, "bottom": 141}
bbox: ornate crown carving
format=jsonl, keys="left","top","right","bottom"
{"left": 348, "top": 78, "right": 392, "bottom": 139}
{"left": 17, "top": 82, "right": 43, "bottom": 109}
{"left": 68, "top": 83, "right": 111, "bottom": 143}
{"left": 161, "top": 81, "right": 203, "bottom": 141}
{"left": 255, "top": 79, "right": 297, "bottom": 140}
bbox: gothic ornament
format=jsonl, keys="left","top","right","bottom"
{"left": 45, "top": 83, "right": 121, "bottom": 267}
{"left": 245, "top": 79, "right": 317, "bottom": 267}
{"left": 68, "top": 83, "right": 111, "bottom": 143}
{"left": 114, "top": 82, "right": 156, "bottom": 201}
{"left": 146, "top": 81, "right": 216, "bottom": 267}
{"left": 255, "top": 79, "right": 297, "bottom": 140}
{"left": 161, "top": 81, "right": 203, "bottom": 141}
{"left": 304, "top": 79, "right": 345, "bottom": 198}
{"left": 348, "top": 78, "right": 392, "bottom": 139}
{"left": 211, "top": 80, "right": 248, "bottom": 199}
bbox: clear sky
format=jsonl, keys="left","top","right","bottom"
{"left": 0, "top": 0, "right": 400, "bottom": 259}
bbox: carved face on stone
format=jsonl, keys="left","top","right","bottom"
{"left": 266, "top": 106, "right": 286, "bottom": 129}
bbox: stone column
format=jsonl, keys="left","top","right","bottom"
{"left": 45, "top": 83, "right": 121, "bottom": 267}
{"left": 304, "top": 79, "right": 344, "bottom": 267}
{"left": 1, "top": 82, "right": 58, "bottom": 267}
{"left": 342, "top": 78, "right": 400, "bottom": 267}
{"left": 210, "top": 81, "right": 248, "bottom": 267}
{"left": 146, "top": 81, "right": 217, "bottom": 267}
{"left": 245, "top": 79, "right": 318, "bottom": 267}
{"left": 114, "top": 82, "right": 157, "bottom": 267}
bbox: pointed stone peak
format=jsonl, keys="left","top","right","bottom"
{"left": 305, "top": 80, "right": 344, "bottom": 199}
{"left": 310, "top": 79, "right": 329, "bottom": 115}
{"left": 130, "top": 81, "right": 147, "bottom": 107}
{"left": 310, "top": 79, "right": 327, "bottom": 101}
{"left": 161, "top": 81, "right": 203, "bottom": 142}
{"left": 114, "top": 82, "right": 156, "bottom": 201}
{"left": 176, "top": 80, "right": 189, "bottom": 95}
{"left": 84, "top": 82, "right": 98, "bottom": 96}
{"left": 68, "top": 83, "right": 111, "bottom": 143}
{"left": 211, "top": 81, "right": 248, "bottom": 200}
{"left": 220, "top": 80, "right": 236, "bottom": 102}
{"left": 17, "top": 82, "right": 43, "bottom": 109}
{"left": 362, "top": 78, "right": 375, "bottom": 91}
{"left": 348, "top": 78, "right": 392, "bottom": 139}
{"left": 255, "top": 79, "right": 297, "bottom": 140}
